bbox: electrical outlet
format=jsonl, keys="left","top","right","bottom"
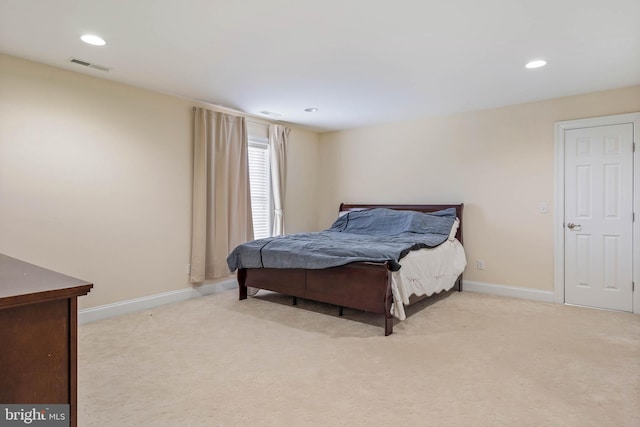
{"left": 476, "top": 259, "right": 485, "bottom": 270}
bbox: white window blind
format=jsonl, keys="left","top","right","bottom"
{"left": 248, "top": 138, "right": 271, "bottom": 239}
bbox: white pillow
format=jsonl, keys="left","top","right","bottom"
{"left": 337, "top": 208, "right": 368, "bottom": 217}
{"left": 448, "top": 218, "right": 460, "bottom": 241}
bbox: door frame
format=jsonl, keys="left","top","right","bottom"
{"left": 554, "top": 112, "right": 640, "bottom": 314}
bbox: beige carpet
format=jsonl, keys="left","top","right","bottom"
{"left": 78, "top": 289, "right": 640, "bottom": 426}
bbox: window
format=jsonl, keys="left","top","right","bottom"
{"left": 248, "top": 137, "right": 272, "bottom": 239}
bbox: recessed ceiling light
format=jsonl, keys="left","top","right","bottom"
{"left": 304, "top": 108, "right": 318, "bottom": 112}
{"left": 259, "top": 110, "right": 282, "bottom": 118}
{"left": 525, "top": 59, "right": 547, "bottom": 69}
{"left": 81, "top": 34, "right": 106, "bottom": 46}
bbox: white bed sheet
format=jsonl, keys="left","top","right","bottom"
{"left": 391, "top": 239, "right": 467, "bottom": 320}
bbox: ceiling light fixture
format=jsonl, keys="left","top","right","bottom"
{"left": 525, "top": 59, "right": 547, "bottom": 69}
{"left": 304, "top": 108, "right": 318, "bottom": 112}
{"left": 259, "top": 110, "right": 282, "bottom": 118}
{"left": 81, "top": 34, "right": 106, "bottom": 46}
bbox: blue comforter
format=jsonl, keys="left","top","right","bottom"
{"left": 226, "top": 208, "right": 456, "bottom": 272}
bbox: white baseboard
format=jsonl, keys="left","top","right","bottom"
{"left": 79, "top": 278, "right": 553, "bottom": 324}
{"left": 78, "top": 278, "right": 238, "bottom": 325}
{"left": 462, "top": 280, "right": 555, "bottom": 303}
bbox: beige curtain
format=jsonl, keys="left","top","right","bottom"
{"left": 269, "top": 124, "right": 289, "bottom": 236}
{"left": 190, "top": 108, "right": 253, "bottom": 283}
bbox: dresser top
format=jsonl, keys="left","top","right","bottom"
{"left": 0, "top": 254, "right": 93, "bottom": 309}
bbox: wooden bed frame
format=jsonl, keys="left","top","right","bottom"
{"left": 238, "top": 203, "right": 464, "bottom": 336}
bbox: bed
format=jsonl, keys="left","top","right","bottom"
{"left": 231, "top": 203, "right": 465, "bottom": 336}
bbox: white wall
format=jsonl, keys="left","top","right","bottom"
{"left": 0, "top": 54, "right": 320, "bottom": 309}
{"left": 3, "top": 51, "right": 638, "bottom": 307}
{"left": 318, "top": 86, "right": 640, "bottom": 291}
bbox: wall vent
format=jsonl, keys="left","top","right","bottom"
{"left": 68, "top": 58, "right": 110, "bottom": 72}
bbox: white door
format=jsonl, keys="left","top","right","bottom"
{"left": 564, "top": 123, "right": 633, "bottom": 311}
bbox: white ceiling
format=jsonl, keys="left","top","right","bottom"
{"left": 1, "top": 0, "right": 639, "bottom": 132}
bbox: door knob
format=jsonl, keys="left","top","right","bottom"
{"left": 567, "top": 223, "right": 580, "bottom": 229}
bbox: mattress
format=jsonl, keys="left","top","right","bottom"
{"left": 391, "top": 238, "right": 467, "bottom": 320}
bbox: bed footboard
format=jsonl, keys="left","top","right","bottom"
{"left": 238, "top": 263, "right": 395, "bottom": 335}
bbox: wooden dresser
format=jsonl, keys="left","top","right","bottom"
{"left": 0, "top": 254, "right": 93, "bottom": 427}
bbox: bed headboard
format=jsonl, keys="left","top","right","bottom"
{"left": 338, "top": 203, "right": 464, "bottom": 244}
